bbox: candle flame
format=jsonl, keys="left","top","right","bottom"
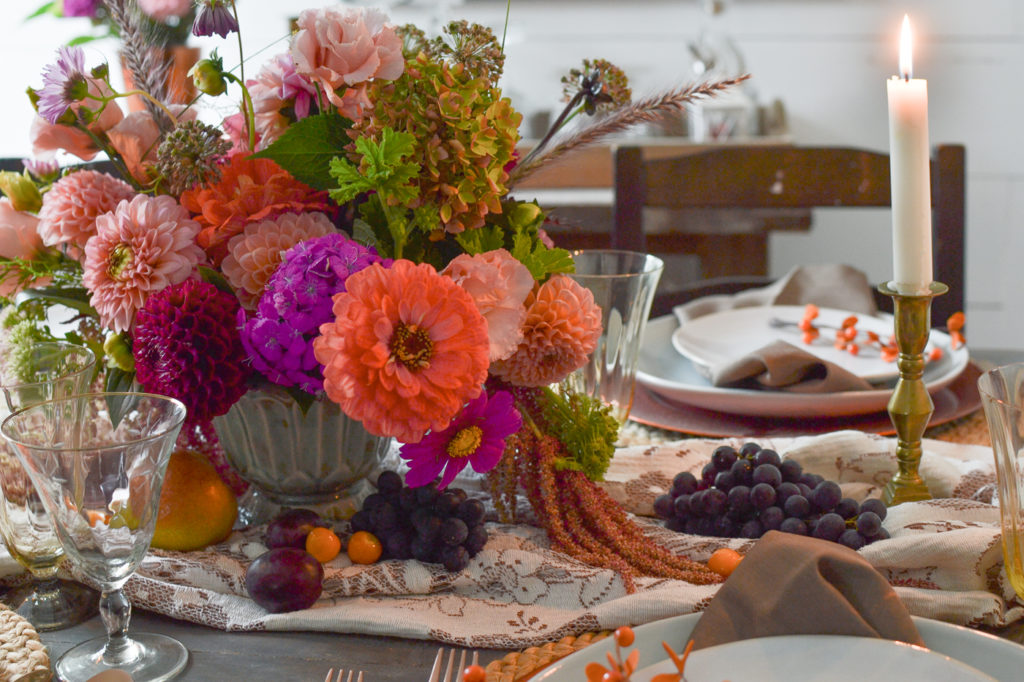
{"left": 899, "top": 14, "right": 913, "bottom": 80}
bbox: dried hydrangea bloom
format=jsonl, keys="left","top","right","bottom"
{"left": 489, "top": 274, "right": 602, "bottom": 387}
{"left": 221, "top": 211, "right": 336, "bottom": 309}
{"left": 82, "top": 194, "right": 204, "bottom": 332}
{"left": 37, "top": 170, "right": 136, "bottom": 258}
{"left": 314, "top": 260, "right": 489, "bottom": 443}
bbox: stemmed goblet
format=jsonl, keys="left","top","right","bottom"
{"left": 2, "top": 392, "right": 188, "bottom": 681}
{"left": 0, "top": 341, "right": 98, "bottom": 630}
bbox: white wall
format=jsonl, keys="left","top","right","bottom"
{"left": 2, "top": 0, "right": 1020, "bottom": 349}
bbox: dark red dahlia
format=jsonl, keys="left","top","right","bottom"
{"left": 133, "top": 279, "right": 251, "bottom": 423}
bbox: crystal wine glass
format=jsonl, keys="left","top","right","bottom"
{"left": 0, "top": 341, "right": 98, "bottom": 631}
{"left": 1, "top": 392, "right": 188, "bottom": 681}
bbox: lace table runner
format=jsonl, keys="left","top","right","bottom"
{"left": 1, "top": 430, "right": 1016, "bottom": 649}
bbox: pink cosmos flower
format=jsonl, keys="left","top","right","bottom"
{"left": 37, "top": 170, "right": 136, "bottom": 257}
{"left": 400, "top": 390, "right": 522, "bottom": 489}
{"left": 291, "top": 6, "right": 403, "bottom": 118}
{"left": 442, "top": 249, "right": 534, "bottom": 362}
{"left": 137, "top": 0, "right": 192, "bottom": 21}
{"left": 83, "top": 194, "right": 205, "bottom": 332}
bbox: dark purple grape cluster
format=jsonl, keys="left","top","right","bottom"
{"left": 653, "top": 442, "right": 889, "bottom": 549}
{"left": 350, "top": 470, "right": 488, "bottom": 572}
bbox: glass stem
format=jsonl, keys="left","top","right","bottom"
{"left": 99, "top": 587, "right": 139, "bottom": 666}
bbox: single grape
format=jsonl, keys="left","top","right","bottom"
{"left": 372, "top": 501, "right": 399, "bottom": 532}
{"left": 413, "top": 513, "right": 442, "bottom": 542}
{"left": 726, "top": 485, "right": 752, "bottom": 516}
{"left": 654, "top": 494, "right": 676, "bottom": 519}
{"left": 779, "top": 459, "right": 804, "bottom": 483}
{"left": 760, "top": 506, "right": 785, "bottom": 531}
{"left": 783, "top": 494, "right": 811, "bottom": 519}
{"left": 376, "top": 470, "right": 404, "bottom": 495}
{"left": 739, "top": 442, "right": 762, "bottom": 459}
{"left": 812, "top": 513, "right": 846, "bottom": 542}
{"left": 688, "top": 490, "right": 706, "bottom": 516}
{"left": 838, "top": 529, "right": 867, "bottom": 550}
{"left": 872, "top": 527, "right": 891, "bottom": 542}
{"left": 705, "top": 488, "right": 728, "bottom": 517}
{"left": 397, "top": 486, "right": 419, "bottom": 512}
{"left": 796, "top": 482, "right": 814, "bottom": 499}
{"left": 440, "top": 517, "right": 469, "bottom": 546}
{"left": 414, "top": 484, "right": 440, "bottom": 507}
{"left": 740, "top": 519, "right": 764, "bottom": 539}
{"left": 464, "top": 525, "right": 488, "bottom": 555}
{"left": 349, "top": 509, "right": 374, "bottom": 534}
{"left": 779, "top": 517, "right": 807, "bottom": 535}
{"left": 713, "top": 471, "right": 736, "bottom": 491}
{"left": 730, "top": 458, "right": 754, "bottom": 486}
{"left": 811, "top": 481, "right": 843, "bottom": 512}
{"left": 799, "top": 472, "right": 825, "bottom": 488}
{"left": 750, "top": 483, "right": 777, "bottom": 510}
{"left": 361, "top": 492, "right": 386, "bottom": 512}
{"left": 410, "top": 535, "right": 438, "bottom": 563}
{"left": 754, "top": 448, "right": 782, "bottom": 468}
{"left": 835, "top": 497, "right": 860, "bottom": 519}
{"left": 711, "top": 445, "right": 739, "bottom": 471}
{"left": 713, "top": 516, "right": 737, "bottom": 538}
{"left": 383, "top": 529, "right": 413, "bottom": 560}
{"left": 674, "top": 494, "right": 693, "bottom": 519}
{"left": 859, "top": 498, "right": 888, "bottom": 522}
{"left": 855, "top": 511, "right": 882, "bottom": 537}
{"left": 456, "top": 498, "right": 486, "bottom": 527}
{"left": 752, "top": 464, "right": 782, "bottom": 488}
{"left": 700, "top": 462, "right": 717, "bottom": 488}
{"left": 672, "top": 471, "right": 699, "bottom": 497}
{"left": 434, "top": 491, "right": 462, "bottom": 517}
{"left": 441, "top": 545, "right": 470, "bottom": 572}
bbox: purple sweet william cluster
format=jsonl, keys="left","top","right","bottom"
{"left": 62, "top": 0, "right": 102, "bottom": 17}
{"left": 239, "top": 232, "right": 390, "bottom": 394}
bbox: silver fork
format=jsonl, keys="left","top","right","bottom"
{"left": 428, "top": 647, "right": 480, "bottom": 682}
{"left": 324, "top": 669, "right": 364, "bottom": 682}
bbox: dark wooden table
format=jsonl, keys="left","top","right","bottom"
{"left": 39, "top": 609, "right": 508, "bottom": 681}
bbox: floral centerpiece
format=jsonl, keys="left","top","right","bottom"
{"left": 0, "top": 1, "right": 742, "bottom": 586}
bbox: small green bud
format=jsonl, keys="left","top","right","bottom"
{"left": 103, "top": 332, "right": 135, "bottom": 372}
{"left": 0, "top": 172, "right": 43, "bottom": 213}
{"left": 26, "top": 87, "right": 40, "bottom": 109}
{"left": 90, "top": 63, "right": 109, "bottom": 80}
{"left": 188, "top": 59, "right": 227, "bottom": 97}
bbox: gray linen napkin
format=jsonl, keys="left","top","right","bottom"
{"left": 675, "top": 264, "right": 880, "bottom": 392}
{"left": 688, "top": 531, "right": 924, "bottom": 650}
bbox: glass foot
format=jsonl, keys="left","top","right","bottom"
{"left": 55, "top": 632, "right": 188, "bottom": 682}
{"left": 3, "top": 579, "right": 98, "bottom": 631}
{"left": 236, "top": 478, "right": 376, "bottom": 526}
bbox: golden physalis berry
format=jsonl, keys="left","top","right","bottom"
{"left": 707, "top": 547, "right": 743, "bottom": 577}
{"left": 305, "top": 527, "right": 342, "bottom": 563}
{"left": 347, "top": 530, "right": 383, "bottom": 564}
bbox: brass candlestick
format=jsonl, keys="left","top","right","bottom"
{"left": 879, "top": 281, "right": 948, "bottom": 505}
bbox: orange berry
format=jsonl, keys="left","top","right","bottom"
{"left": 803, "top": 303, "right": 819, "bottom": 320}
{"left": 841, "top": 315, "right": 858, "bottom": 329}
{"left": 707, "top": 547, "right": 743, "bottom": 577}
{"left": 947, "top": 311, "right": 965, "bottom": 332}
{"left": 951, "top": 330, "right": 965, "bottom": 350}
{"left": 347, "top": 530, "right": 383, "bottom": 564}
{"left": 462, "top": 664, "right": 486, "bottom": 682}
{"left": 928, "top": 346, "right": 944, "bottom": 362}
{"left": 847, "top": 343, "right": 860, "bottom": 356}
{"left": 305, "top": 527, "right": 342, "bottom": 563}
{"left": 614, "top": 626, "right": 634, "bottom": 647}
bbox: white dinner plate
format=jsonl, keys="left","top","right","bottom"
{"left": 636, "top": 315, "right": 969, "bottom": 418}
{"left": 530, "top": 613, "right": 1024, "bottom": 681}
{"left": 672, "top": 305, "right": 940, "bottom": 384}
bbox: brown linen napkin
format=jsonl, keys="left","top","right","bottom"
{"left": 710, "top": 340, "right": 874, "bottom": 392}
{"left": 688, "top": 531, "right": 923, "bottom": 651}
{"left": 674, "top": 264, "right": 879, "bottom": 324}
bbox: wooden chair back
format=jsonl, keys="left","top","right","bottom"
{"left": 613, "top": 144, "right": 966, "bottom": 322}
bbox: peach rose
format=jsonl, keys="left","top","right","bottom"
{"left": 30, "top": 78, "right": 124, "bottom": 161}
{"left": 290, "top": 6, "right": 403, "bottom": 117}
{"left": 0, "top": 197, "right": 44, "bottom": 297}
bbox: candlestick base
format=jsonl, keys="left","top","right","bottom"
{"left": 879, "top": 281, "right": 948, "bottom": 506}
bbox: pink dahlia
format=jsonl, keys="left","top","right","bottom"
{"left": 134, "top": 279, "right": 251, "bottom": 423}
{"left": 399, "top": 390, "right": 521, "bottom": 489}
{"left": 83, "top": 194, "right": 205, "bottom": 332}
{"left": 313, "top": 260, "right": 489, "bottom": 443}
{"left": 489, "top": 275, "right": 602, "bottom": 387}
{"left": 442, "top": 249, "right": 534, "bottom": 362}
{"left": 221, "top": 211, "right": 336, "bottom": 308}
{"left": 37, "top": 170, "right": 136, "bottom": 257}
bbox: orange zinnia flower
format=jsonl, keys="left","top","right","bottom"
{"left": 313, "top": 260, "right": 490, "bottom": 443}
{"left": 179, "top": 155, "right": 330, "bottom": 264}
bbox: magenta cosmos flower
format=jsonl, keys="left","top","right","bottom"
{"left": 399, "top": 390, "right": 522, "bottom": 489}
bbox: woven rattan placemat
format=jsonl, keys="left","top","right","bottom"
{"left": 0, "top": 602, "right": 50, "bottom": 682}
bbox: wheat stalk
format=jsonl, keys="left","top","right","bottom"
{"left": 509, "top": 74, "right": 751, "bottom": 185}
{"left": 103, "top": 0, "right": 173, "bottom": 130}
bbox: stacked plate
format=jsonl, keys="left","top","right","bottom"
{"left": 632, "top": 306, "right": 973, "bottom": 436}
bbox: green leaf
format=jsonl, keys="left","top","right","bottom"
{"left": 199, "top": 265, "right": 235, "bottom": 296}
{"left": 66, "top": 35, "right": 103, "bottom": 46}
{"left": 25, "top": 2, "right": 57, "bottom": 20}
{"left": 351, "top": 218, "right": 379, "bottom": 249}
{"left": 511, "top": 233, "right": 574, "bottom": 280}
{"left": 253, "top": 113, "right": 352, "bottom": 190}
{"left": 329, "top": 128, "right": 420, "bottom": 207}
{"left": 16, "top": 286, "right": 96, "bottom": 317}
{"left": 284, "top": 386, "right": 317, "bottom": 416}
{"left": 104, "top": 369, "right": 138, "bottom": 430}
{"left": 455, "top": 225, "right": 506, "bottom": 255}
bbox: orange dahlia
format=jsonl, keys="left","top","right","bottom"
{"left": 179, "top": 155, "right": 330, "bottom": 264}
{"left": 313, "top": 259, "right": 489, "bottom": 443}
{"left": 490, "top": 274, "right": 602, "bottom": 387}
